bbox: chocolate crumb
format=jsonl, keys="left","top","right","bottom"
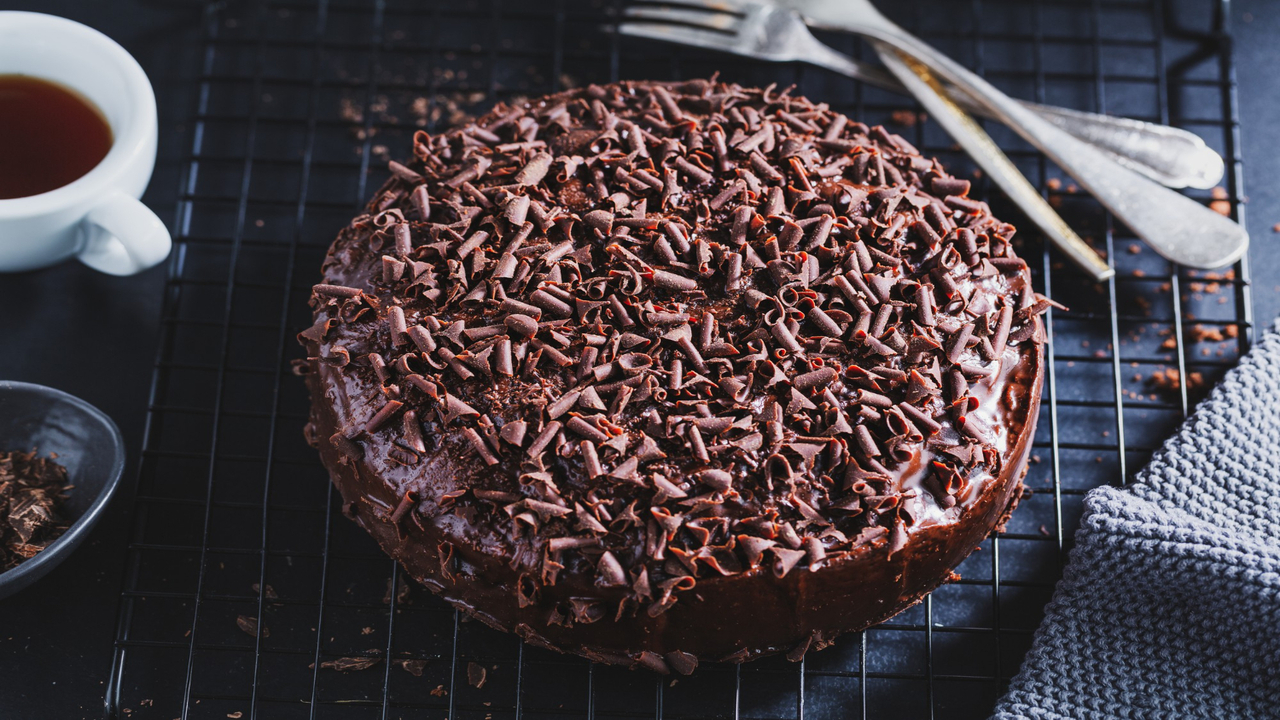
{"left": 889, "top": 109, "right": 923, "bottom": 127}
{"left": 235, "top": 615, "right": 268, "bottom": 638}
{"left": 320, "top": 656, "right": 381, "bottom": 672}
{"left": 396, "top": 658, "right": 428, "bottom": 676}
{"left": 1190, "top": 324, "right": 1225, "bottom": 343}
{"left": 251, "top": 583, "right": 278, "bottom": 600}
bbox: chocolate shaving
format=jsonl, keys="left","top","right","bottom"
{"left": 597, "top": 551, "right": 627, "bottom": 587}
{"left": 946, "top": 323, "right": 975, "bottom": 364}
{"left": 698, "top": 469, "right": 733, "bottom": 492}
{"left": 321, "top": 656, "right": 381, "bottom": 672}
{"left": 794, "top": 367, "right": 836, "bottom": 391}
{"left": 651, "top": 269, "right": 698, "bottom": 292}
{"left": 366, "top": 400, "right": 404, "bottom": 433}
{"left": 313, "top": 283, "right": 361, "bottom": 298}
{"left": 515, "top": 152, "right": 552, "bottom": 185}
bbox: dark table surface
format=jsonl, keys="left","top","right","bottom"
{"left": 1, "top": 1, "right": 1277, "bottom": 717}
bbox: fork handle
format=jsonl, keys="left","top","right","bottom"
{"left": 874, "top": 45, "right": 1113, "bottom": 281}
{"left": 807, "top": 20, "right": 1248, "bottom": 269}
{"left": 802, "top": 44, "right": 1223, "bottom": 190}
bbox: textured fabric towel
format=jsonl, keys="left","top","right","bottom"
{"left": 994, "top": 325, "right": 1280, "bottom": 719}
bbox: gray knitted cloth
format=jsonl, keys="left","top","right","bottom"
{"left": 994, "top": 326, "right": 1280, "bottom": 719}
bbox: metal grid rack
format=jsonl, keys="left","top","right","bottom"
{"left": 105, "top": 0, "right": 1252, "bottom": 717}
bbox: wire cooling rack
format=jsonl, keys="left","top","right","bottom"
{"left": 104, "top": 0, "right": 1252, "bottom": 717}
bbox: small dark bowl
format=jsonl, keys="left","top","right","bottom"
{"left": 0, "top": 381, "right": 125, "bottom": 599}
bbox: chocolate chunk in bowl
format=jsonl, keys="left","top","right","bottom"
{"left": 298, "top": 79, "right": 1051, "bottom": 673}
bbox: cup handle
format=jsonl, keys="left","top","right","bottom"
{"left": 77, "top": 192, "right": 172, "bottom": 276}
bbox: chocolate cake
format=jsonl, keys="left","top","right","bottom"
{"left": 299, "top": 79, "right": 1051, "bottom": 674}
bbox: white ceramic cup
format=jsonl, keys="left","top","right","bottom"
{"left": 0, "top": 12, "right": 171, "bottom": 276}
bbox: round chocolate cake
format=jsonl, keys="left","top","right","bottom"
{"left": 299, "top": 79, "right": 1050, "bottom": 674}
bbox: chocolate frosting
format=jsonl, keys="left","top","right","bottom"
{"left": 299, "top": 79, "right": 1048, "bottom": 673}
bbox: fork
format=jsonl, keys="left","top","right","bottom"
{"left": 618, "top": 0, "right": 1249, "bottom": 271}
{"left": 618, "top": 1, "right": 1223, "bottom": 191}
{"left": 620, "top": 1, "right": 1110, "bottom": 279}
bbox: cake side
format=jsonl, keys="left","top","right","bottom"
{"left": 299, "top": 79, "right": 1053, "bottom": 672}
{"left": 304, "top": 333, "right": 1040, "bottom": 667}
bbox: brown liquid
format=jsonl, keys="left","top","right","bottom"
{"left": 0, "top": 75, "right": 113, "bottom": 200}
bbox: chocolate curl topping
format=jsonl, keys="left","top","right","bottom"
{"left": 688, "top": 424, "right": 710, "bottom": 463}
{"left": 303, "top": 80, "right": 1046, "bottom": 603}
{"left": 991, "top": 304, "right": 1014, "bottom": 357}
{"left": 806, "top": 306, "right": 842, "bottom": 337}
{"left": 549, "top": 536, "right": 598, "bottom": 553}
{"left": 581, "top": 440, "right": 603, "bottom": 478}
{"left": 530, "top": 289, "right": 573, "bottom": 318}
{"left": 675, "top": 334, "right": 708, "bottom": 374}
{"left": 651, "top": 269, "right": 698, "bottom": 292}
{"left": 794, "top": 366, "right": 836, "bottom": 391}
{"left": 915, "top": 284, "right": 936, "bottom": 326}
{"left": 596, "top": 551, "right": 627, "bottom": 587}
{"left": 725, "top": 252, "right": 744, "bottom": 293}
{"left": 503, "top": 194, "right": 530, "bottom": 227}
{"left": 515, "top": 152, "right": 553, "bottom": 186}
{"left": 313, "top": 283, "right": 361, "bottom": 298}
{"left": 456, "top": 230, "right": 489, "bottom": 260}
{"left": 464, "top": 427, "right": 500, "bottom": 465}
{"left": 495, "top": 337, "right": 514, "bottom": 376}
{"left": 931, "top": 176, "right": 971, "bottom": 197}
{"left": 366, "top": 400, "right": 404, "bottom": 433}
{"left": 389, "top": 222, "right": 411, "bottom": 257}
{"left": 900, "top": 403, "right": 941, "bottom": 434}
{"left": 547, "top": 391, "right": 580, "bottom": 419}
{"left": 770, "top": 319, "right": 805, "bottom": 356}
{"left": 651, "top": 85, "right": 685, "bottom": 122}
{"left": 389, "top": 158, "right": 424, "bottom": 181}
{"left": 990, "top": 256, "right": 1028, "bottom": 273}
{"left": 387, "top": 306, "right": 408, "bottom": 345}
{"left": 583, "top": 209, "right": 614, "bottom": 236}
{"left": 946, "top": 323, "right": 975, "bottom": 364}
{"left": 856, "top": 389, "right": 893, "bottom": 408}
{"left": 382, "top": 255, "right": 405, "bottom": 285}
{"left": 389, "top": 489, "right": 418, "bottom": 524}
{"left": 772, "top": 546, "right": 807, "bottom": 578}
{"left": 527, "top": 421, "right": 561, "bottom": 458}
{"left": 567, "top": 416, "right": 610, "bottom": 443}
{"left": 401, "top": 410, "right": 426, "bottom": 453}
{"left": 957, "top": 413, "right": 994, "bottom": 443}
{"left": 410, "top": 185, "right": 430, "bottom": 220}
{"left": 407, "top": 324, "right": 437, "bottom": 353}
{"left": 699, "top": 469, "right": 733, "bottom": 492}
{"left": 505, "top": 314, "right": 538, "bottom": 338}
{"left": 672, "top": 156, "right": 712, "bottom": 185}
{"left": 854, "top": 425, "right": 881, "bottom": 458}
{"left": 443, "top": 395, "right": 480, "bottom": 424}
{"left": 499, "top": 420, "right": 527, "bottom": 447}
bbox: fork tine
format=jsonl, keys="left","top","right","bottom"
{"left": 625, "top": 0, "right": 749, "bottom": 17}
{"left": 615, "top": 20, "right": 753, "bottom": 55}
{"left": 621, "top": 5, "right": 743, "bottom": 32}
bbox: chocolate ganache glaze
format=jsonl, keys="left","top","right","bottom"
{"left": 299, "top": 79, "right": 1052, "bottom": 674}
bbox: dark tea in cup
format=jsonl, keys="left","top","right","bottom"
{"left": 0, "top": 74, "right": 113, "bottom": 200}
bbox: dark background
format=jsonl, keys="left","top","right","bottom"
{"left": 0, "top": 1, "right": 1276, "bottom": 718}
